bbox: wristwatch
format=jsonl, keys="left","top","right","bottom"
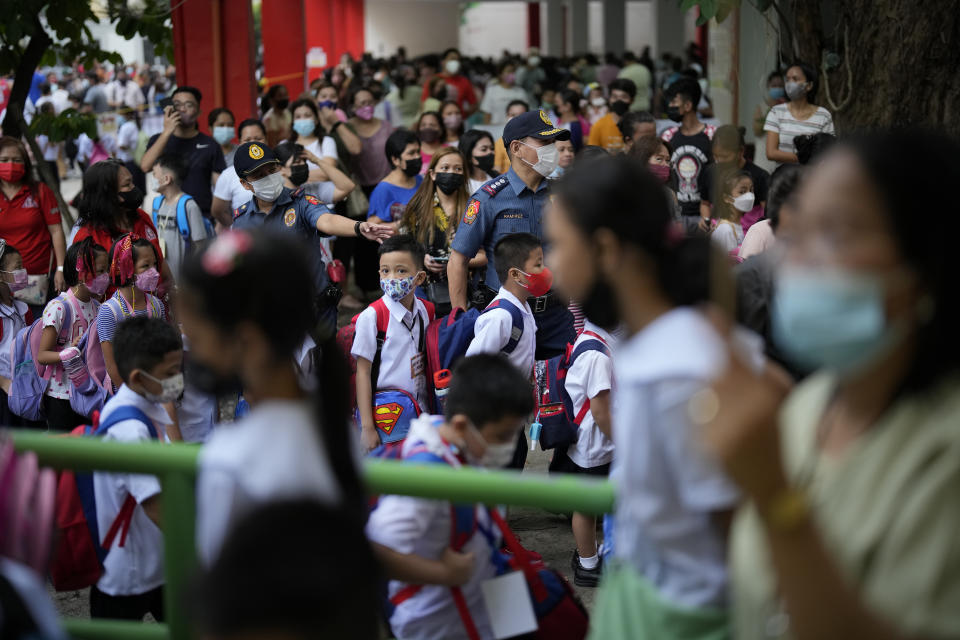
{"left": 56, "top": 266, "right": 64, "bottom": 273}
{"left": 355, "top": 221, "right": 363, "bottom": 237}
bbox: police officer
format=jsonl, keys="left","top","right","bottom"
{"left": 448, "top": 110, "right": 576, "bottom": 360}
{"left": 232, "top": 141, "right": 391, "bottom": 333}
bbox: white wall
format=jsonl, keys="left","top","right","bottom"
{"left": 459, "top": 1, "right": 529, "bottom": 57}
{"left": 364, "top": 0, "right": 461, "bottom": 58}
{"left": 88, "top": 20, "right": 145, "bottom": 65}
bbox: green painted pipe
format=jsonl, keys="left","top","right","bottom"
{"left": 9, "top": 430, "right": 200, "bottom": 474}
{"left": 62, "top": 619, "right": 169, "bottom": 640}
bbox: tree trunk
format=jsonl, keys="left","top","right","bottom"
{"left": 18, "top": 112, "right": 75, "bottom": 228}
{"left": 1, "top": 16, "right": 51, "bottom": 139}
{"left": 788, "top": 0, "right": 960, "bottom": 134}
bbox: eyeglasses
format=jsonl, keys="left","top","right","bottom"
{"left": 172, "top": 101, "right": 197, "bottom": 110}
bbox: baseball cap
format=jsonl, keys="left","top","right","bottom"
{"left": 502, "top": 109, "right": 571, "bottom": 147}
{"left": 233, "top": 142, "right": 280, "bottom": 178}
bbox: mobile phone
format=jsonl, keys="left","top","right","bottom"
{"left": 432, "top": 254, "right": 450, "bottom": 263}
{"left": 159, "top": 97, "right": 173, "bottom": 110}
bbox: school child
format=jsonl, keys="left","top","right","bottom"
{"left": 181, "top": 230, "right": 365, "bottom": 565}
{"left": 150, "top": 152, "right": 209, "bottom": 278}
{"left": 90, "top": 316, "right": 183, "bottom": 620}
{"left": 193, "top": 499, "right": 381, "bottom": 640}
{"left": 35, "top": 239, "right": 109, "bottom": 431}
{"left": 97, "top": 234, "right": 167, "bottom": 392}
{"left": 352, "top": 234, "right": 432, "bottom": 453}
{"left": 711, "top": 169, "right": 754, "bottom": 259}
{"left": 465, "top": 232, "right": 541, "bottom": 379}
{"left": 0, "top": 241, "right": 34, "bottom": 426}
{"left": 367, "top": 354, "right": 535, "bottom": 640}
{"left": 548, "top": 319, "right": 615, "bottom": 587}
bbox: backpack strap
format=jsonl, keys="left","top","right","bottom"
{"left": 482, "top": 299, "right": 525, "bottom": 354}
{"left": 175, "top": 194, "right": 194, "bottom": 239}
{"left": 420, "top": 298, "right": 435, "bottom": 322}
{"left": 563, "top": 333, "right": 611, "bottom": 426}
{"left": 95, "top": 405, "right": 158, "bottom": 440}
{"left": 369, "top": 299, "right": 391, "bottom": 392}
{"left": 150, "top": 195, "right": 163, "bottom": 229}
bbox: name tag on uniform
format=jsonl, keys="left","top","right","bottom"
{"left": 410, "top": 352, "right": 425, "bottom": 378}
{"left": 481, "top": 571, "right": 537, "bottom": 639}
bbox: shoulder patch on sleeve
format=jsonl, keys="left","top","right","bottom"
{"left": 462, "top": 199, "right": 481, "bottom": 225}
{"left": 304, "top": 194, "right": 320, "bottom": 205}
{"left": 481, "top": 176, "right": 509, "bottom": 197}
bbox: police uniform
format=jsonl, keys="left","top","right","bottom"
{"left": 231, "top": 142, "right": 338, "bottom": 330}
{"left": 450, "top": 109, "right": 576, "bottom": 360}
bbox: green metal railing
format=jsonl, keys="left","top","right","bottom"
{"left": 9, "top": 429, "right": 615, "bottom": 640}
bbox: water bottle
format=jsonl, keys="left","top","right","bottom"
{"left": 433, "top": 369, "right": 452, "bottom": 415}
{"left": 529, "top": 420, "right": 542, "bottom": 451}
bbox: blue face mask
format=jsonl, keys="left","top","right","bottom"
{"left": 769, "top": 87, "right": 786, "bottom": 100}
{"left": 772, "top": 267, "right": 906, "bottom": 376}
{"left": 212, "top": 126, "right": 234, "bottom": 145}
{"left": 293, "top": 118, "right": 316, "bottom": 137}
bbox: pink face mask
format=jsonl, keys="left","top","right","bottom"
{"left": 355, "top": 105, "right": 375, "bottom": 121}
{"left": 649, "top": 163, "right": 671, "bottom": 184}
{"left": 135, "top": 267, "right": 160, "bottom": 293}
{"left": 86, "top": 273, "right": 110, "bottom": 296}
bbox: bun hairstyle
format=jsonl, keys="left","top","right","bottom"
{"left": 181, "top": 230, "right": 364, "bottom": 516}
{"left": 553, "top": 154, "right": 710, "bottom": 306}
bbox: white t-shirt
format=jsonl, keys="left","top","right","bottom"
{"left": 0, "top": 300, "right": 29, "bottom": 380}
{"left": 212, "top": 165, "right": 253, "bottom": 210}
{"left": 351, "top": 295, "right": 433, "bottom": 411}
{"left": 367, "top": 416, "right": 497, "bottom": 640}
{"left": 764, "top": 103, "right": 835, "bottom": 157}
{"left": 93, "top": 385, "right": 169, "bottom": 596}
{"left": 41, "top": 294, "right": 98, "bottom": 400}
{"left": 480, "top": 83, "right": 531, "bottom": 124}
{"left": 36, "top": 135, "right": 60, "bottom": 162}
{"left": 468, "top": 177, "right": 487, "bottom": 196}
{"left": 153, "top": 193, "right": 208, "bottom": 278}
{"left": 738, "top": 219, "right": 775, "bottom": 261}
{"left": 466, "top": 288, "right": 537, "bottom": 379}
{"left": 303, "top": 136, "right": 339, "bottom": 169}
{"left": 115, "top": 121, "right": 140, "bottom": 163}
{"left": 564, "top": 321, "right": 615, "bottom": 469}
{"left": 611, "top": 307, "right": 763, "bottom": 608}
{"left": 711, "top": 220, "right": 744, "bottom": 255}
{"left": 196, "top": 399, "right": 341, "bottom": 565}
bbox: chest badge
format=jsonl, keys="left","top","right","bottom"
{"left": 283, "top": 208, "right": 296, "bottom": 227}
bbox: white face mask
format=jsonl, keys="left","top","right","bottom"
{"left": 147, "top": 174, "right": 160, "bottom": 192}
{"left": 249, "top": 171, "right": 284, "bottom": 202}
{"left": 732, "top": 192, "right": 756, "bottom": 213}
{"left": 445, "top": 59, "right": 461, "bottom": 75}
{"left": 590, "top": 97, "right": 606, "bottom": 107}
{"left": 480, "top": 441, "right": 516, "bottom": 468}
{"left": 141, "top": 372, "right": 184, "bottom": 404}
{"left": 520, "top": 141, "right": 559, "bottom": 178}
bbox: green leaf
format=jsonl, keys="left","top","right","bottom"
{"left": 679, "top": 0, "right": 700, "bottom": 11}
{"left": 715, "top": 0, "right": 739, "bottom": 22}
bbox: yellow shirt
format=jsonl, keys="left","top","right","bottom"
{"left": 494, "top": 137, "right": 510, "bottom": 174}
{"left": 731, "top": 373, "right": 960, "bottom": 640}
{"left": 587, "top": 113, "right": 624, "bottom": 152}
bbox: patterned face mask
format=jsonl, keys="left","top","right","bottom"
{"left": 380, "top": 275, "right": 416, "bottom": 302}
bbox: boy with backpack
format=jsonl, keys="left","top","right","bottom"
{"left": 150, "top": 152, "right": 210, "bottom": 277}
{"left": 352, "top": 235, "right": 435, "bottom": 453}
{"left": 367, "top": 354, "right": 535, "bottom": 640}
{"left": 90, "top": 316, "right": 183, "bottom": 620}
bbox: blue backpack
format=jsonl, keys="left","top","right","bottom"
{"left": 425, "top": 299, "right": 525, "bottom": 378}
{"left": 536, "top": 330, "right": 611, "bottom": 451}
{"left": 151, "top": 194, "right": 214, "bottom": 248}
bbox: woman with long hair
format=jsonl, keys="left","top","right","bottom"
{"left": 459, "top": 129, "right": 497, "bottom": 195}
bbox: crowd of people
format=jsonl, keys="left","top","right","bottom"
{"left": 0, "top": 42, "right": 957, "bottom": 640}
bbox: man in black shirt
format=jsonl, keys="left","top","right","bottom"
{"left": 698, "top": 124, "right": 771, "bottom": 221}
{"left": 140, "top": 86, "right": 225, "bottom": 218}
{"left": 661, "top": 78, "right": 714, "bottom": 232}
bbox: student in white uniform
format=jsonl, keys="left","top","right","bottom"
{"left": 180, "top": 230, "right": 364, "bottom": 565}
{"left": 352, "top": 235, "right": 433, "bottom": 453}
{"left": 545, "top": 155, "right": 765, "bottom": 638}
{"left": 91, "top": 317, "right": 184, "bottom": 620}
{"left": 0, "top": 242, "right": 34, "bottom": 427}
{"left": 367, "top": 354, "right": 535, "bottom": 640}
{"left": 465, "top": 232, "right": 542, "bottom": 379}
{"left": 548, "top": 319, "right": 615, "bottom": 588}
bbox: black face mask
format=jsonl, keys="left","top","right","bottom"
{"left": 434, "top": 172, "right": 464, "bottom": 195}
{"left": 275, "top": 98, "right": 290, "bottom": 111}
{"left": 184, "top": 358, "right": 243, "bottom": 397}
{"left": 402, "top": 157, "right": 423, "bottom": 177}
{"left": 610, "top": 100, "right": 630, "bottom": 116}
{"left": 581, "top": 280, "right": 620, "bottom": 330}
{"left": 667, "top": 106, "right": 684, "bottom": 122}
{"left": 289, "top": 163, "right": 309, "bottom": 187}
{"left": 418, "top": 128, "right": 441, "bottom": 144}
{"left": 475, "top": 153, "right": 495, "bottom": 173}
{"left": 119, "top": 186, "right": 144, "bottom": 211}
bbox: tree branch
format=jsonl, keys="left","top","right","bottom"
{"left": 1, "top": 16, "right": 52, "bottom": 138}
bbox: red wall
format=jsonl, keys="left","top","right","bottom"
{"left": 304, "top": 0, "right": 365, "bottom": 83}
{"left": 171, "top": 0, "right": 257, "bottom": 133}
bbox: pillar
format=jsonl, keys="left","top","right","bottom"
{"left": 527, "top": 2, "right": 542, "bottom": 50}
{"left": 261, "top": 0, "right": 308, "bottom": 100}
{"left": 569, "top": 0, "right": 588, "bottom": 55}
{"left": 651, "top": 0, "right": 686, "bottom": 57}
{"left": 545, "top": 0, "right": 565, "bottom": 56}
{"left": 603, "top": 0, "right": 626, "bottom": 55}
{"left": 171, "top": 0, "right": 256, "bottom": 130}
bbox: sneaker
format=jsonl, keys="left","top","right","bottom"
{"left": 571, "top": 551, "right": 602, "bottom": 587}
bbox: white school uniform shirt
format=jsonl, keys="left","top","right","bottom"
{"left": 351, "top": 294, "right": 432, "bottom": 411}
{"left": 564, "top": 321, "right": 615, "bottom": 469}
{"left": 0, "top": 300, "right": 29, "bottom": 380}
{"left": 367, "top": 416, "right": 497, "bottom": 640}
{"left": 196, "top": 399, "right": 341, "bottom": 565}
{"left": 465, "top": 288, "right": 537, "bottom": 379}
{"left": 611, "top": 307, "right": 765, "bottom": 609}
{"left": 93, "top": 385, "right": 170, "bottom": 596}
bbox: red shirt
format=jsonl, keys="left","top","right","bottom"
{"left": 73, "top": 209, "right": 164, "bottom": 271}
{"left": 420, "top": 73, "right": 478, "bottom": 112}
{"left": 0, "top": 182, "right": 60, "bottom": 274}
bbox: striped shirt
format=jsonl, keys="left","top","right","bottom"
{"left": 764, "top": 104, "right": 835, "bottom": 156}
